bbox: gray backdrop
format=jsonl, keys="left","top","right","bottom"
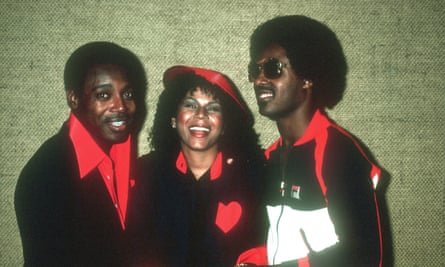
{"left": 1, "top": 0, "right": 444, "bottom": 266}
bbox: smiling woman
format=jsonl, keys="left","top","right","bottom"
{"left": 126, "top": 66, "right": 269, "bottom": 266}
{"left": 175, "top": 87, "right": 224, "bottom": 165}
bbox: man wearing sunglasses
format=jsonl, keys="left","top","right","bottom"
{"left": 249, "top": 15, "right": 383, "bottom": 266}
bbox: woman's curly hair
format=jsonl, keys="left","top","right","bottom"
{"left": 149, "top": 73, "right": 263, "bottom": 164}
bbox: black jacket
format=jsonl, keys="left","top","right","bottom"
{"left": 264, "top": 110, "right": 382, "bottom": 266}
{"left": 15, "top": 124, "right": 130, "bottom": 266}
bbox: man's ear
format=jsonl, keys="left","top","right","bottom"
{"left": 66, "top": 89, "right": 79, "bottom": 110}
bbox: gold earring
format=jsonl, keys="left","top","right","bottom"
{"left": 171, "top": 118, "right": 176, "bottom": 128}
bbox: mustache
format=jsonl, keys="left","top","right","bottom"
{"left": 103, "top": 114, "right": 130, "bottom": 123}
{"left": 254, "top": 84, "right": 275, "bottom": 92}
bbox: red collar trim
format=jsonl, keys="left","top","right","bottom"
{"left": 264, "top": 109, "right": 330, "bottom": 158}
{"left": 68, "top": 113, "right": 131, "bottom": 178}
{"left": 176, "top": 151, "right": 223, "bottom": 181}
{"left": 293, "top": 109, "right": 331, "bottom": 146}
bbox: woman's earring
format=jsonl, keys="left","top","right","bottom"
{"left": 303, "top": 80, "right": 313, "bottom": 89}
{"left": 171, "top": 118, "right": 176, "bottom": 128}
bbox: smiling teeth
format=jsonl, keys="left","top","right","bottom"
{"left": 259, "top": 92, "right": 273, "bottom": 99}
{"left": 190, "top": 126, "right": 209, "bottom": 132}
{"left": 111, "top": 121, "right": 125, "bottom": 126}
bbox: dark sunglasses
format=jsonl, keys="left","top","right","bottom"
{"left": 248, "top": 57, "right": 288, "bottom": 81}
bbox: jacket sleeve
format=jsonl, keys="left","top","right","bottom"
{"left": 15, "top": 139, "right": 77, "bottom": 266}
{"left": 306, "top": 131, "right": 382, "bottom": 267}
{"left": 236, "top": 245, "right": 268, "bottom": 266}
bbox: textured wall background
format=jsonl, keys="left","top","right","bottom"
{"left": 1, "top": 0, "right": 444, "bottom": 266}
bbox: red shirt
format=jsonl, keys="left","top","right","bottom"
{"left": 175, "top": 151, "right": 223, "bottom": 180}
{"left": 68, "top": 113, "right": 132, "bottom": 229}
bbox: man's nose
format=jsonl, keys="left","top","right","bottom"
{"left": 111, "top": 95, "right": 127, "bottom": 112}
{"left": 253, "top": 69, "right": 269, "bottom": 85}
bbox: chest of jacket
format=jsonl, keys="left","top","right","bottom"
{"left": 265, "top": 140, "right": 327, "bottom": 210}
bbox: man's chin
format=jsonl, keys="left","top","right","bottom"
{"left": 101, "top": 132, "right": 131, "bottom": 146}
{"left": 259, "top": 108, "right": 280, "bottom": 121}
{"left": 109, "top": 134, "right": 130, "bottom": 144}
{"left": 259, "top": 105, "right": 271, "bottom": 116}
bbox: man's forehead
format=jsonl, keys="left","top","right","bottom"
{"left": 258, "top": 44, "right": 288, "bottom": 61}
{"left": 86, "top": 64, "right": 127, "bottom": 76}
{"left": 84, "top": 65, "right": 128, "bottom": 83}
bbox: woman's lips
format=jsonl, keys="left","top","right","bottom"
{"left": 189, "top": 126, "right": 210, "bottom": 137}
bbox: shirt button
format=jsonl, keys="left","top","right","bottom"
{"left": 106, "top": 175, "right": 111, "bottom": 180}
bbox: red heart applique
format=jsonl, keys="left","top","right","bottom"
{"left": 215, "top": 201, "right": 242, "bottom": 233}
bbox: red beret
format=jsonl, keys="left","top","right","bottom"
{"left": 163, "top": 65, "right": 246, "bottom": 114}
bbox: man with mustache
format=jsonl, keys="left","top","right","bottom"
{"left": 248, "top": 16, "right": 383, "bottom": 266}
{"left": 15, "top": 41, "right": 147, "bottom": 266}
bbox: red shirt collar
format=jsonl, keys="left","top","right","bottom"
{"left": 176, "top": 151, "right": 223, "bottom": 180}
{"left": 68, "top": 113, "right": 132, "bottom": 178}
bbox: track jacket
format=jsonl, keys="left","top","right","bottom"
{"left": 264, "top": 110, "right": 382, "bottom": 267}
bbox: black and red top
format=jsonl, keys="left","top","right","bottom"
{"left": 129, "top": 150, "right": 268, "bottom": 266}
{"left": 263, "top": 109, "right": 382, "bottom": 266}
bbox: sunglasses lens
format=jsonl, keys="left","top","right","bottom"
{"left": 264, "top": 58, "right": 282, "bottom": 79}
{"left": 248, "top": 58, "right": 283, "bottom": 81}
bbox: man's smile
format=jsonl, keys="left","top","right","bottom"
{"left": 255, "top": 85, "right": 275, "bottom": 103}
